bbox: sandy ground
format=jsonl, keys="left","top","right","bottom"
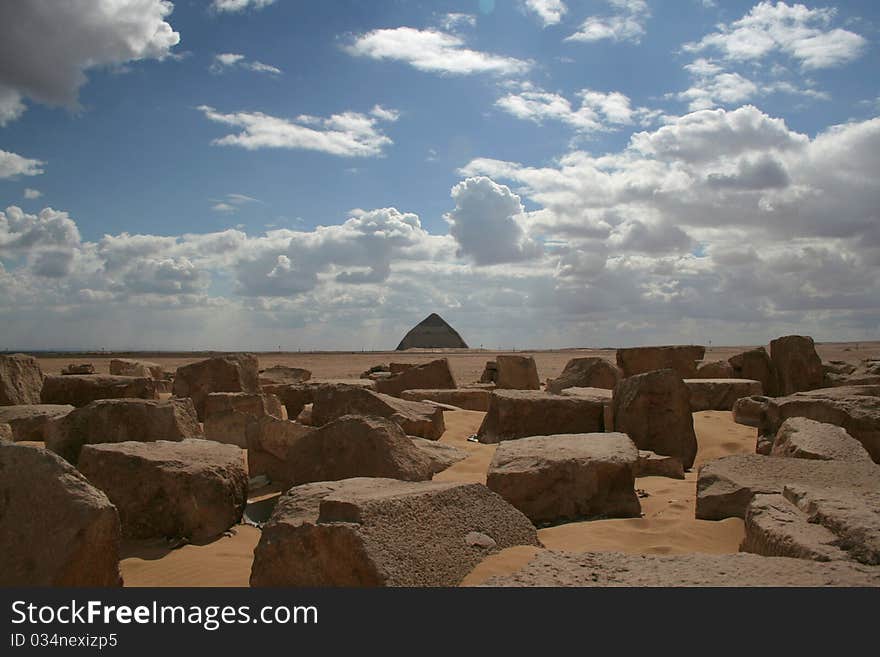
{"left": 118, "top": 408, "right": 757, "bottom": 587}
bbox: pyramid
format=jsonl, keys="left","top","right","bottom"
{"left": 396, "top": 313, "right": 469, "bottom": 350}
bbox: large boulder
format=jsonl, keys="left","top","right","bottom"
{"left": 634, "top": 450, "right": 685, "bottom": 479}
{"left": 546, "top": 357, "right": 621, "bottom": 394}
{"left": 696, "top": 360, "right": 735, "bottom": 378}
{"left": 41, "top": 374, "right": 158, "bottom": 407}
{"left": 0, "top": 404, "right": 74, "bottom": 441}
{"left": 732, "top": 395, "right": 772, "bottom": 428}
{"left": 262, "top": 383, "right": 315, "bottom": 419}
{"left": 374, "top": 358, "right": 456, "bottom": 397}
{"left": 62, "top": 363, "right": 95, "bottom": 375}
{"left": 559, "top": 387, "right": 614, "bottom": 431}
{"left": 482, "top": 550, "right": 880, "bottom": 587}
{"left": 770, "top": 335, "right": 824, "bottom": 396}
{"left": 684, "top": 378, "right": 763, "bottom": 412}
{"left": 695, "top": 453, "right": 880, "bottom": 520}
{"left": 495, "top": 355, "right": 540, "bottom": 390}
{"left": 612, "top": 369, "right": 698, "bottom": 469}
{"left": 615, "top": 345, "right": 705, "bottom": 379}
{"left": 0, "top": 443, "right": 121, "bottom": 586}
{"left": 728, "top": 347, "right": 777, "bottom": 397}
{"left": 78, "top": 439, "right": 247, "bottom": 542}
{"left": 758, "top": 385, "right": 880, "bottom": 462}
{"left": 172, "top": 354, "right": 260, "bottom": 421}
{"left": 259, "top": 365, "right": 311, "bottom": 385}
{"left": 204, "top": 392, "right": 284, "bottom": 448}
{"left": 250, "top": 478, "right": 539, "bottom": 586}
{"left": 0, "top": 354, "right": 44, "bottom": 405}
{"left": 487, "top": 433, "right": 640, "bottom": 523}
{"left": 109, "top": 358, "right": 162, "bottom": 378}
{"left": 400, "top": 388, "right": 491, "bottom": 411}
{"left": 770, "top": 417, "right": 873, "bottom": 463}
{"left": 741, "top": 486, "right": 880, "bottom": 565}
{"left": 245, "top": 416, "right": 314, "bottom": 483}
{"left": 409, "top": 438, "right": 468, "bottom": 474}
{"left": 477, "top": 390, "right": 604, "bottom": 444}
{"left": 45, "top": 397, "right": 202, "bottom": 464}
{"left": 311, "top": 384, "right": 445, "bottom": 440}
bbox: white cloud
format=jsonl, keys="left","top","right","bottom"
{"left": 23, "top": 188, "right": 42, "bottom": 200}
{"left": 524, "top": 0, "right": 568, "bottom": 27}
{"left": 211, "top": 53, "right": 282, "bottom": 75}
{"left": 0, "top": 0, "right": 180, "bottom": 123}
{"left": 566, "top": 0, "right": 650, "bottom": 44}
{"left": 211, "top": 193, "right": 260, "bottom": 213}
{"left": 440, "top": 13, "right": 477, "bottom": 32}
{"left": 211, "top": 0, "right": 275, "bottom": 12}
{"left": 345, "top": 27, "right": 531, "bottom": 76}
{"left": 0, "top": 150, "right": 45, "bottom": 179}
{"left": 197, "top": 105, "right": 398, "bottom": 157}
{"left": 684, "top": 1, "right": 867, "bottom": 69}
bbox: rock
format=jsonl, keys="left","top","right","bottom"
{"left": 616, "top": 345, "right": 705, "bottom": 379}
{"left": 728, "top": 347, "right": 777, "bottom": 397}
{"left": 479, "top": 361, "right": 498, "bottom": 384}
{"left": 0, "top": 423, "right": 11, "bottom": 442}
{"left": 487, "top": 433, "right": 641, "bottom": 523}
{"left": 41, "top": 374, "right": 158, "bottom": 408}
{"left": 409, "top": 437, "right": 468, "bottom": 474}
{"left": 769, "top": 417, "right": 873, "bottom": 463}
{"left": 0, "top": 443, "right": 121, "bottom": 586}
{"left": 495, "top": 355, "right": 540, "bottom": 390}
{"left": 245, "top": 416, "right": 314, "bottom": 483}
{"left": 396, "top": 313, "right": 468, "bottom": 350}
{"left": 400, "top": 388, "right": 491, "bottom": 411}
{"left": 695, "top": 453, "right": 880, "bottom": 520}
{"left": 482, "top": 550, "right": 880, "bottom": 587}
{"left": 389, "top": 363, "right": 415, "bottom": 374}
{"left": 824, "top": 359, "right": 880, "bottom": 387}
{"left": 204, "top": 392, "right": 285, "bottom": 448}
{"left": 262, "top": 383, "right": 315, "bottom": 419}
{"left": 759, "top": 385, "right": 880, "bottom": 462}
{"left": 375, "top": 358, "right": 456, "bottom": 397}
{"left": 634, "top": 450, "right": 685, "bottom": 479}
{"left": 311, "top": 384, "right": 445, "bottom": 440}
{"left": 0, "top": 354, "right": 44, "bottom": 405}
{"left": 259, "top": 365, "right": 311, "bottom": 385}
{"left": 0, "top": 404, "right": 74, "bottom": 441}
{"left": 770, "top": 335, "right": 824, "bottom": 396}
{"left": 46, "top": 397, "right": 202, "bottom": 464}
{"left": 732, "top": 395, "right": 771, "bottom": 428}
{"left": 546, "top": 357, "right": 621, "bottom": 394}
{"left": 78, "top": 439, "right": 247, "bottom": 542}
{"left": 559, "top": 387, "right": 615, "bottom": 431}
{"left": 612, "top": 369, "right": 698, "bottom": 469}
{"left": 684, "top": 378, "right": 763, "bottom": 411}
{"left": 296, "top": 403, "right": 313, "bottom": 425}
{"left": 360, "top": 364, "right": 389, "bottom": 379}
{"left": 250, "top": 478, "right": 539, "bottom": 586}
{"left": 696, "top": 360, "right": 735, "bottom": 378}
{"left": 109, "top": 358, "right": 162, "bottom": 379}
{"left": 477, "top": 390, "right": 604, "bottom": 444}
{"left": 61, "top": 363, "right": 95, "bottom": 375}
{"left": 172, "top": 354, "right": 260, "bottom": 421}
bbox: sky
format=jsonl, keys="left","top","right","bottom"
{"left": 0, "top": 0, "right": 879, "bottom": 351}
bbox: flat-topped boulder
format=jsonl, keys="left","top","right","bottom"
{"left": 612, "top": 369, "right": 697, "bottom": 469}
{"left": 62, "top": 363, "right": 95, "bottom": 375}
{"left": 250, "top": 478, "right": 539, "bottom": 586}
{"left": 770, "top": 335, "right": 824, "bottom": 396}
{"left": 728, "top": 347, "right": 777, "bottom": 397}
{"left": 45, "top": 397, "right": 202, "bottom": 464}
{"left": 495, "top": 355, "right": 540, "bottom": 390}
{"left": 732, "top": 395, "right": 771, "bottom": 428}
{"left": 245, "top": 416, "right": 314, "bottom": 484}
{"left": 759, "top": 385, "right": 880, "bottom": 462}
{"left": 204, "top": 392, "right": 285, "bottom": 448}
{"left": 559, "top": 387, "right": 614, "bottom": 431}
{"left": 109, "top": 358, "right": 163, "bottom": 379}
{"left": 684, "top": 378, "right": 763, "bottom": 411}
{"left": 546, "top": 357, "right": 621, "bottom": 394}
{"left": 481, "top": 550, "right": 880, "bottom": 587}
{"left": 487, "top": 433, "right": 640, "bottom": 523}
{"left": 616, "top": 345, "right": 705, "bottom": 379}
{"left": 477, "top": 390, "right": 604, "bottom": 444}
{"left": 409, "top": 437, "right": 468, "bottom": 474}
{"left": 258, "top": 365, "right": 311, "bottom": 385}
{"left": 172, "top": 354, "right": 260, "bottom": 421}
{"left": 770, "top": 417, "right": 873, "bottom": 463}
{"left": 0, "top": 443, "right": 121, "bottom": 586}
{"left": 696, "top": 360, "right": 735, "bottom": 378}
{"left": 375, "top": 358, "right": 456, "bottom": 397}
{"left": 0, "top": 404, "right": 74, "bottom": 441}
{"left": 400, "top": 388, "right": 490, "bottom": 411}
{"left": 41, "top": 374, "right": 158, "bottom": 408}
{"left": 695, "top": 453, "right": 880, "bottom": 520}
{"left": 634, "top": 450, "right": 685, "bottom": 479}
{"left": 741, "top": 486, "right": 880, "bottom": 565}
{"left": 78, "top": 439, "right": 247, "bottom": 542}
{"left": 0, "top": 354, "right": 43, "bottom": 406}
{"left": 311, "top": 384, "right": 445, "bottom": 440}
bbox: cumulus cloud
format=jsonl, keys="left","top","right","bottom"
{"left": 684, "top": 1, "right": 867, "bottom": 69}
{"left": 345, "top": 27, "right": 531, "bottom": 76}
{"left": 0, "top": 0, "right": 180, "bottom": 123}
{"left": 0, "top": 150, "right": 44, "bottom": 179}
{"left": 210, "top": 53, "right": 282, "bottom": 75}
{"left": 197, "top": 105, "right": 398, "bottom": 157}
{"left": 524, "top": 0, "right": 568, "bottom": 27}
{"left": 23, "top": 188, "right": 42, "bottom": 200}
{"left": 566, "top": 0, "right": 650, "bottom": 44}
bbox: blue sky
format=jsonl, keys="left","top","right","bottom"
{"left": 1, "top": 1, "right": 879, "bottom": 350}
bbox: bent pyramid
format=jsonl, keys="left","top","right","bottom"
{"left": 396, "top": 313, "right": 469, "bottom": 350}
